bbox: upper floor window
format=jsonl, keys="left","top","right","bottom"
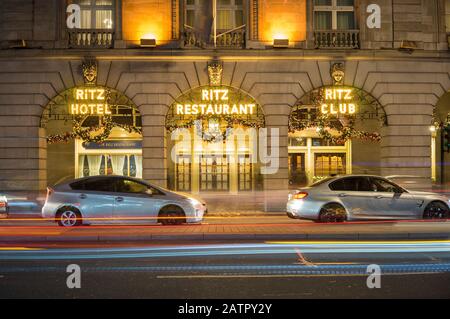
{"left": 314, "top": 0, "right": 355, "bottom": 30}
{"left": 183, "top": 0, "right": 246, "bottom": 48}
{"left": 217, "top": 0, "right": 244, "bottom": 31}
{"left": 73, "top": 0, "right": 115, "bottom": 29}
{"left": 185, "top": 0, "right": 244, "bottom": 31}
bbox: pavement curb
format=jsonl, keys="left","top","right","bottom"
{"left": 1, "top": 232, "right": 449, "bottom": 243}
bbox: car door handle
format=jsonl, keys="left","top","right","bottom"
{"left": 374, "top": 196, "right": 384, "bottom": 199}
{"left": 115, "top": 197, "right": 124, "bottom": 202}
{"left": 79, "top": 194, "right": 87, "bottom": 199}
{"left": 338, "top": 193, "right": 347, "bottom": 197}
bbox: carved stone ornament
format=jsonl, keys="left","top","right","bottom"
{"left": 331, "top": 62, "right": 345, "bottom": 85}
{"left": 208, "top": 61, "right": 223, "bottom": 86}
{"left": 82, "top": 59, "right": 98, "bottom": 85}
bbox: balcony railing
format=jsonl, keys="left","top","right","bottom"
{"left": 68, "top": 29, "right": 114, "bottom": 49}
{"left": 183, "top": 25, "right": 246, "bottom": 49}
{"left": 314, "top": 30, "right": 360, "bottom": 49}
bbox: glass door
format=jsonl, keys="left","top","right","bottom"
{"left": 289, "top": 153, "right": 307, "bottom": 187}
{"left": 200, "top": 155, "right": 230, "bottom": 191}
{"left": 176, "top": 155, "right": 192, "bottom": 192}
{"left": 238, "top": 154, "right": 253, "bottom": 191}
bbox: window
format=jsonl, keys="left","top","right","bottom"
{"left": 314, "top": 0, "right": 355, "bottom": 30}
{"left": 71, "top": 177, "right": 116, "bottom": 192}
{"left": 314, "top": 153, "right": 346, "bottom": 177}
{"left": 73, "top": 0, "right": 115, "bottom": 29}
{"left": 78, "top": 154, "right": 142, "bottom": 178}
{"left": 184, "top": 0, "right": 244, "bottom": 32}
{"left": 115, "top": 179, "right": 149, "bottom": 194}
{"left": 330, "top": 177, "right": 371, "bottom": 192}
{"left": 369, "top": 178, "right": 404, "bottom": 193}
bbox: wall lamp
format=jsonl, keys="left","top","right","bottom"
{"left": 273, "top": 38, "right": 289, "bottom": 48}
{"left": 140, "top": 38, "right": 157, "bottom": 48}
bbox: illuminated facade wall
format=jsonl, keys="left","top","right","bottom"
{"left": 259, "top": 0, "right": 307, "bottom": 44}
{"left": 122, "top": 0, "right": 173, "bottom": 45}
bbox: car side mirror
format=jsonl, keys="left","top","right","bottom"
{"left": 146, "top": 189, "right": 153, "bottom": 196}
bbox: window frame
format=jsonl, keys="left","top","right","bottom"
{"left": 184, "top": 0, "right": 245, "bottom": 31}
{"left": 313, "top": 0, "right": 355, "bottom": 31}
{"left": 71, "top": 0, "right": 116, "bottom": 30}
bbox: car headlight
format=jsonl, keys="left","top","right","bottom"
{"left": 188, "top": 198, "right": 202, "bottom": 207}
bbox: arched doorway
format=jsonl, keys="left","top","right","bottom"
{"left": 165, "top": 86, "right": 265, "bottom": 194}
{"left": 288, "top": 86, "right": 387, "bottom": 187}
{"left": 40, "top": 86, "right": 143, "bottom": 186}
{"left": 432, "top": 92, "right": 450, "bottom": 185}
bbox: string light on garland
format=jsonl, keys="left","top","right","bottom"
{"left": 47, "top": 116, "right": 143, "bottom": 145}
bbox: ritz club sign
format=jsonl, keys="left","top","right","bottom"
{"left": 320, "top": 88, "right": 357, "bottom": 116}
{"left": 176, "top": 89, "right": 256, "bottom": 116}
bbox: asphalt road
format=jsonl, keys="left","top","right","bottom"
{"left": 1, "top": 240, "right": 450, "bottom": 298}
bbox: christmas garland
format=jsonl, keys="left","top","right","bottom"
{"left": 46, "top": 116, "right": 143, "bottom": 145}
{"left": 166, "top": 114, "right": 265, "bottom": 143}
{"left": 289, "top": 112, "right": 381, "bottom": 144}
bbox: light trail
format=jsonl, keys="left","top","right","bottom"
{"left": 1, "top": 240, "right": 450, "bottom": 260}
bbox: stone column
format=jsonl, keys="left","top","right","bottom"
{"left": 140, "top": 105, "right": 168, "bottom": 188}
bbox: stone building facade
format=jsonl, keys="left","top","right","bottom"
{"left": 0, "top": 0, "right": 450, "bottom": 204}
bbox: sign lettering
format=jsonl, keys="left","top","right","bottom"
{"left": 70, "top": 88, "right": 112, "bottom": 115}
{"left": 176, "top": 89, "right": 256, "bottom": 116}
{"left": 320, "top": 88, "right": 357, "bottom": 116}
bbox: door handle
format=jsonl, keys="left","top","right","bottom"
{"left": 375, "top": 196, "right": 384, "bottom": 199}
{"left": 338, "top": 193, "right": 347, "bottom": 197}
{"left": 116, "top": 197, "right": 124, "bottom": 202}
{"left": 79, "top": 194, "right": 87, "bottom": 199}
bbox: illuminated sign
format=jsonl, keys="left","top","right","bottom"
{"left": 320, "top": 88, "right": 357, "bottom": 116}
{"left": 69, "top": 88, "right": 112, "bottom": 115}
{"left": 176, "top": 89, "right": 256, "bottom": 116}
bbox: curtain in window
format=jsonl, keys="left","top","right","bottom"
{"left": 80, "top": 10, "right": 92, "bottom": 29}
{"left": 96, "top": 10, "right": 113, "bottom": 29}
{"left": 194, "top": 0, "right": 213, "bottom": 44}
{"left": 217, "top": 10, "right": 233, "bottom": 30}
{"left": 315, "top": 12, "right": 332, "bottom": 30}
{"left": 337, "top": 12, "right": 355, "bottom": 30}
{"left": 111, "top": 155, "right": 126, "bottom": 176}
{"left": 87, "top": 155, "right": 102, "bottom": 176}
{"left": 78, "top": 155, "right": 86, "bottom": 177}
{"left": 135, "top": 155, "right": 143, "bottom": 178}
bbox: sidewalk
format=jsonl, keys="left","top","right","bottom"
{"left": 1, "top": 220, "right": 449, "bottom": 243}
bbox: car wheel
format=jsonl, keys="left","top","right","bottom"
{"left": 159, "top": 206, "right": 185, "bottom": 226}
{"left": 319, "top": 204, "right": 347, "bottom": 223}
{"left": 56, "top": 207, "right": 82, "bottom": 227}
{"left": 423, "top": 202, "right": 450, "bottom": 220}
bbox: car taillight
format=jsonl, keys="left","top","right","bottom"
{"left": 293, "top": 192, "right": 308, "bottom": 200}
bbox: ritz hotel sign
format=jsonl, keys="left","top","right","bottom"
{"left": 69, "top": 88, "right": 112, "bottom": 115}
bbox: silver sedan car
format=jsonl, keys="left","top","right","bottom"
{"left": 42, "top": 176, "right": 207, "bottom": 227}
{"left": 287, "top": 175, "right": 450, "bottom": 222}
